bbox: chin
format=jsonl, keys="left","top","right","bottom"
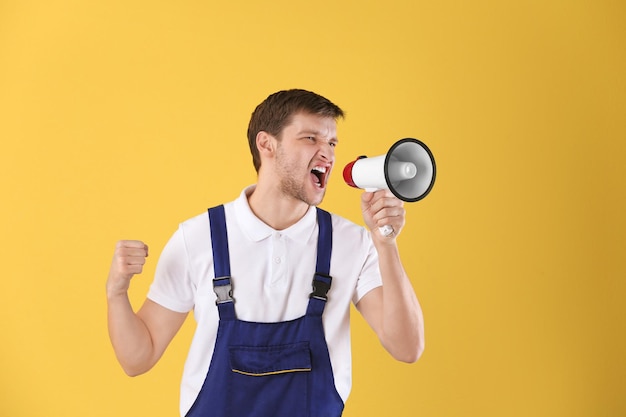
{"left": 308, "top": 190, "right": 326, "bottom": 206}
{"left": 297, "top": 188, "right": 323, "bottom": 207}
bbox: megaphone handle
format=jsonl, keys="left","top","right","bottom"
{"left": 365, "top": 187, "right": 394, "bottom": 237}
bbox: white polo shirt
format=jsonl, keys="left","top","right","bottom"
{"left": 147, "top": 186, "right": 383, "bottom": 416}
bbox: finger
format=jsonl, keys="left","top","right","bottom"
{"left": 371, "top": 203, "right": 405, "bottom": 221}
{"left": 125, "top": 264, "right": 145, "bottom": 274}
{"left": 123, "top": 256, "right": 147, "bottom": 266}
{"left": 374, "top": 207, "right": 406, "bottom": 228}
{"left": 360, "top": 191, "right": 374, "bottom": 204}
{"left": 111, "top": 257, "right": 145, "bottom": 276}
{"left": 368, "top": 194, "right": 403, "bottom": 212}
{"left": 376, "top": 217, "right": 404, "bottom": 231}
{"left": 117, "top": 240, "right": 149, "bottom": 255}
{"left": 360, "top": 192, "right": 375, "bottom": 215}
{"left": 117, "top": 240, "right": 146, "bottom": 248}
{"left": 117, "top": 247, "right": 149, "bottom": 258}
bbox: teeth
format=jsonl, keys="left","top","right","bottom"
{"left": 311, "top": 166, "right": 327, "bottom": 188}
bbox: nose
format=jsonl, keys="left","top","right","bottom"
{"left": 318, "top": 141, "right": 335, "bottom": 162}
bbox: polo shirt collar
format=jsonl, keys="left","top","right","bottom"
{"left": 233, "top": 186, "right": 318, "bottom": 243}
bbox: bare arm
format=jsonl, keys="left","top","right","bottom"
{"left": 106, "top": 240, "right": 188, "bottom": 376}
{"left": 355, "top": 191, "right": 425, "bottom": 363}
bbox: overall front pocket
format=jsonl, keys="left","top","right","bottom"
{"left": 227, "top": 342, "right": 312, "bottom": 416}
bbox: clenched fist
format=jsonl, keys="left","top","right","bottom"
{"left": 361, "top": 190, "right": 406, "bottom": 242}
{"left": 106, "top": 240, "right": 149, "bottom": 298}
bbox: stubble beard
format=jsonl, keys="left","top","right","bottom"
{"left": 276, "top": 147, "right": 325, "bottom": 207}
{"left": 279, "top": 175, "right": 324, "bottom": 207}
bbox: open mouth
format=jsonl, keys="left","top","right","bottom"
{"left": 311, "top": 166, "right": 328, "bottom": 188}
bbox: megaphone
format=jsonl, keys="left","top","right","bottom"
{"left": 343, "top": 138, "right": 436, "bottom": 235}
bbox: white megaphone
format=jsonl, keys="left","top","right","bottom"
{"left": 343, "top": 138, "right": 436, "bottom": 236}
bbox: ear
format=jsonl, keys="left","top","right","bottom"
{"left": 256, "top": 131, "right": 276, "bottom": 158}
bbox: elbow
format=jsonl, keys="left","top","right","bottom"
{"left": 397, "top": 326, "right": 425, "bottom": 363}
{"left": 384, "top": 334, "right": 425, "bottom": 364}
{"left": 122, "top": 364, "right": 150, "bottom": 377}
{"left": 411, "top": 341, "right": 425, "bottom": 363}
{"left": 123, "top": 367, "right": 144, "bottom": 378}
{"left": 396, "top": 341, "right": 424, "bottom": 364}
{"left": 118, "top": 357, "right": 153, "bottom": 377}
{"left": 112, "top": 345, "right": 157, "bottom": 377}
{"left": 413, "top": 337, "right": 425, "bottom": 362}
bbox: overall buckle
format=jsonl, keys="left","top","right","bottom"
{"left": 310, "top": 273, "right": 332, "bottom": 301}
{"left": 213, "top": 277, "right": 234, "bottom": 305}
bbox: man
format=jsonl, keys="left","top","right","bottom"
{"left": 107, "top": 89, "right": 424, "bottom": 416}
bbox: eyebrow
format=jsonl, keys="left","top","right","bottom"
{"left": 298, "top": 129, "right": 339, "bottom": 143}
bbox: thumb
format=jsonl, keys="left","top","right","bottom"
{"left": 361, "top": 190, "right": 374, "bottom": 205}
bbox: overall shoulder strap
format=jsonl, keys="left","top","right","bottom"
{"left": 208, "top": 205, "right": 235, "bottom": 320}
{"left": 307, "top": 208, "right": 333, "bottom": 317}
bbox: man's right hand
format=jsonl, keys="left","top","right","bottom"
{"left": 106, "top": 240, "right": 149, "bottom": 298}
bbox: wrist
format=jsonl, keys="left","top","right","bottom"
{"left": 371, "top": 233, "right": 399, "bottom": 251}
{"left": 106, "top": 281, "right": 130, "bottom": 301}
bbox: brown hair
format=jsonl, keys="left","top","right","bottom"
{"left": 247, "top": 89, "right": 344, "bottom": 172}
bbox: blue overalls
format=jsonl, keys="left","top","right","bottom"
{"left": 185, "top": 205, "right": 345, "bottom": 417}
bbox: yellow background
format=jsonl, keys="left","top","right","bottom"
{"left": 1, "top": 0, "right": 624, "bottom": 416}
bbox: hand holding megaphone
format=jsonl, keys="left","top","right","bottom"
{"left": 343, "top": 138, "right": 436, "bottom": 237}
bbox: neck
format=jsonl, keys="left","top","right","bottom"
{"left": 247, "top": 182, "right": 311, "bottom": 230}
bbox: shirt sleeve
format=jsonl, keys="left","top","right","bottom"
{"left": 352, "top": 231, "right": 383, "bottom": 305}
{"left": 147, "top": 225, "right": 196, "bottom": 313}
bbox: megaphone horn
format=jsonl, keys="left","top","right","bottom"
{"left": 343, "top": 138, "right": 436, "bottom": 203}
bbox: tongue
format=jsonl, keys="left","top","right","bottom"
{"left": 311, "top": 172, "right": 322, "bottom": 186}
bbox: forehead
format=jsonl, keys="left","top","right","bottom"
{"left": 283, "top": 112, "right": 338, "bottom": 139}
